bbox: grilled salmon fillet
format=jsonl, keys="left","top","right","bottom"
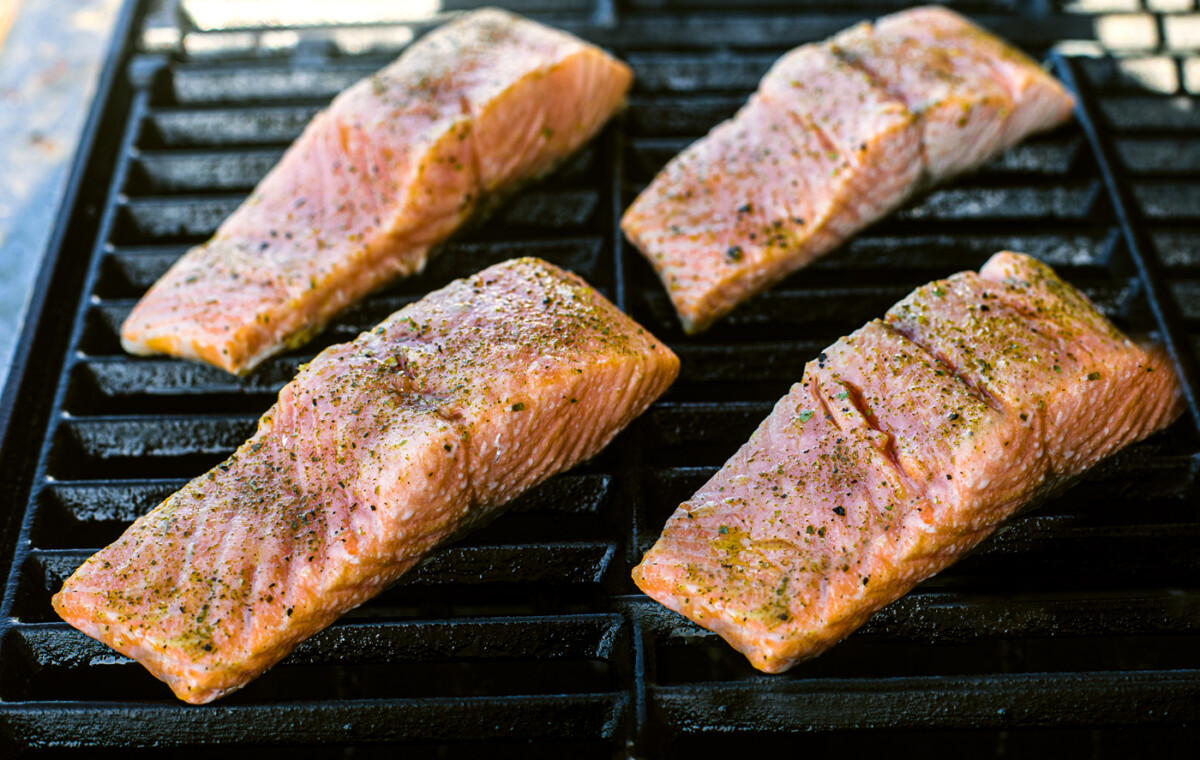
{"left": 121, "top": 10, "right": 633, "bottom": 375}
{"left": 56, "top": 258, "right": 679, "bottom": 703}
{"left": 632, "top": 252, "right": 1183, "bottom": 673}
{"left": 621, "top": 6, "right": 1074, "bottom": 333}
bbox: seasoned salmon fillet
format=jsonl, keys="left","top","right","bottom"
{"left": 632, "top": 252, "right": 1182, "bottom": 673}
{"left": 870, "top": 7, "right": 1075, "bottom": 161}
{"left": 56, "top": 258, "right": 679, "bottom": 703}
{"left": 621, "top": 6, "right": 1074, "bottom": 333}
{"left": 834, "top": 8, "right": 1074, "bottom": 183}
{"left": 625, "top": 48, "right": 919, "bottom": 334}
{"left": 121, "top": 9, "right": 633, "bottom": 375}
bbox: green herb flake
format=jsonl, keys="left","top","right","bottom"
{"left": 836, "top": 391, "right": 849, "bottom": 400}
{"left": 718, "top": 525, "right": 729, "bottom": 535}
{"left": 798, "top": 409, "right": 814, "bottom": 422}
{"left": 1087, "top": 371, "right": 1101, "bottom": 381}
{"left": 511, "top": 402, "right": 525, "bottom": 412}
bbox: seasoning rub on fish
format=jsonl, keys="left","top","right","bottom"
{"left": 621, "top": 6, "right": 1075, "bottom": 333}
{"left": 121, "top": 9, "right": 633, "bottom": 375}
{"left": 56, "top": 258, "right": 679, "bottom": 703}
{"left": 633, "top": 252, "right": 1182, "bottom": 673}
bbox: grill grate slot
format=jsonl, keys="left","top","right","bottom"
{"left": 648, "top": 671, "right": 1200, "bottom": 732}
{"left": 0, "top": 1, "right": 1197, "bottom": 755}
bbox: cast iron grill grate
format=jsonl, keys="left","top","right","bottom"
{"left": 0, "top": 1, "right": 1197, "bottom": 757}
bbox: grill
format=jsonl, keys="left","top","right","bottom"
{"left": 1, "top": 0, "right": 1199, "bottom": 756}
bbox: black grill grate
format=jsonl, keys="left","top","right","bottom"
{"left": 1, "top": 1, "right": 1198, "bottom": 756}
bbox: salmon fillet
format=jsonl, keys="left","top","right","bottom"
{"left": 835, "top": 7, "right": 1075, "bottom": 183}
{"left": 55, "top": 258, "right": 679, "bottom": 703}
{"left": 632, "top": 252, "right": 1183, "bottom": 673}
{"left": 121, "top": 9, "right": 633, "bottom": 375}
{"left": 621, "top": 6, "right": 1074, "bottom": 334}
{"left": 624, "top": 48, "right": 919, "bottom": 334}
{"left": 870, "top": 7, "right": 1076, "bottom": 163}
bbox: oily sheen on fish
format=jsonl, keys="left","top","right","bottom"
{"left": 57, "top": 258, "right": 679, "bottom": 703}
{"left": 622, "top": 6, "right": 1074, "bottom": 333}
{"left": 633, "top": 253, "right": 1182, "bottom": 673}
{"left": 122, "top": 9, "right": 632, "bottom": 374}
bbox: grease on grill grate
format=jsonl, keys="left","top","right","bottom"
{"left": 0, "top": 1, "right": 1199, "bottom": 756}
